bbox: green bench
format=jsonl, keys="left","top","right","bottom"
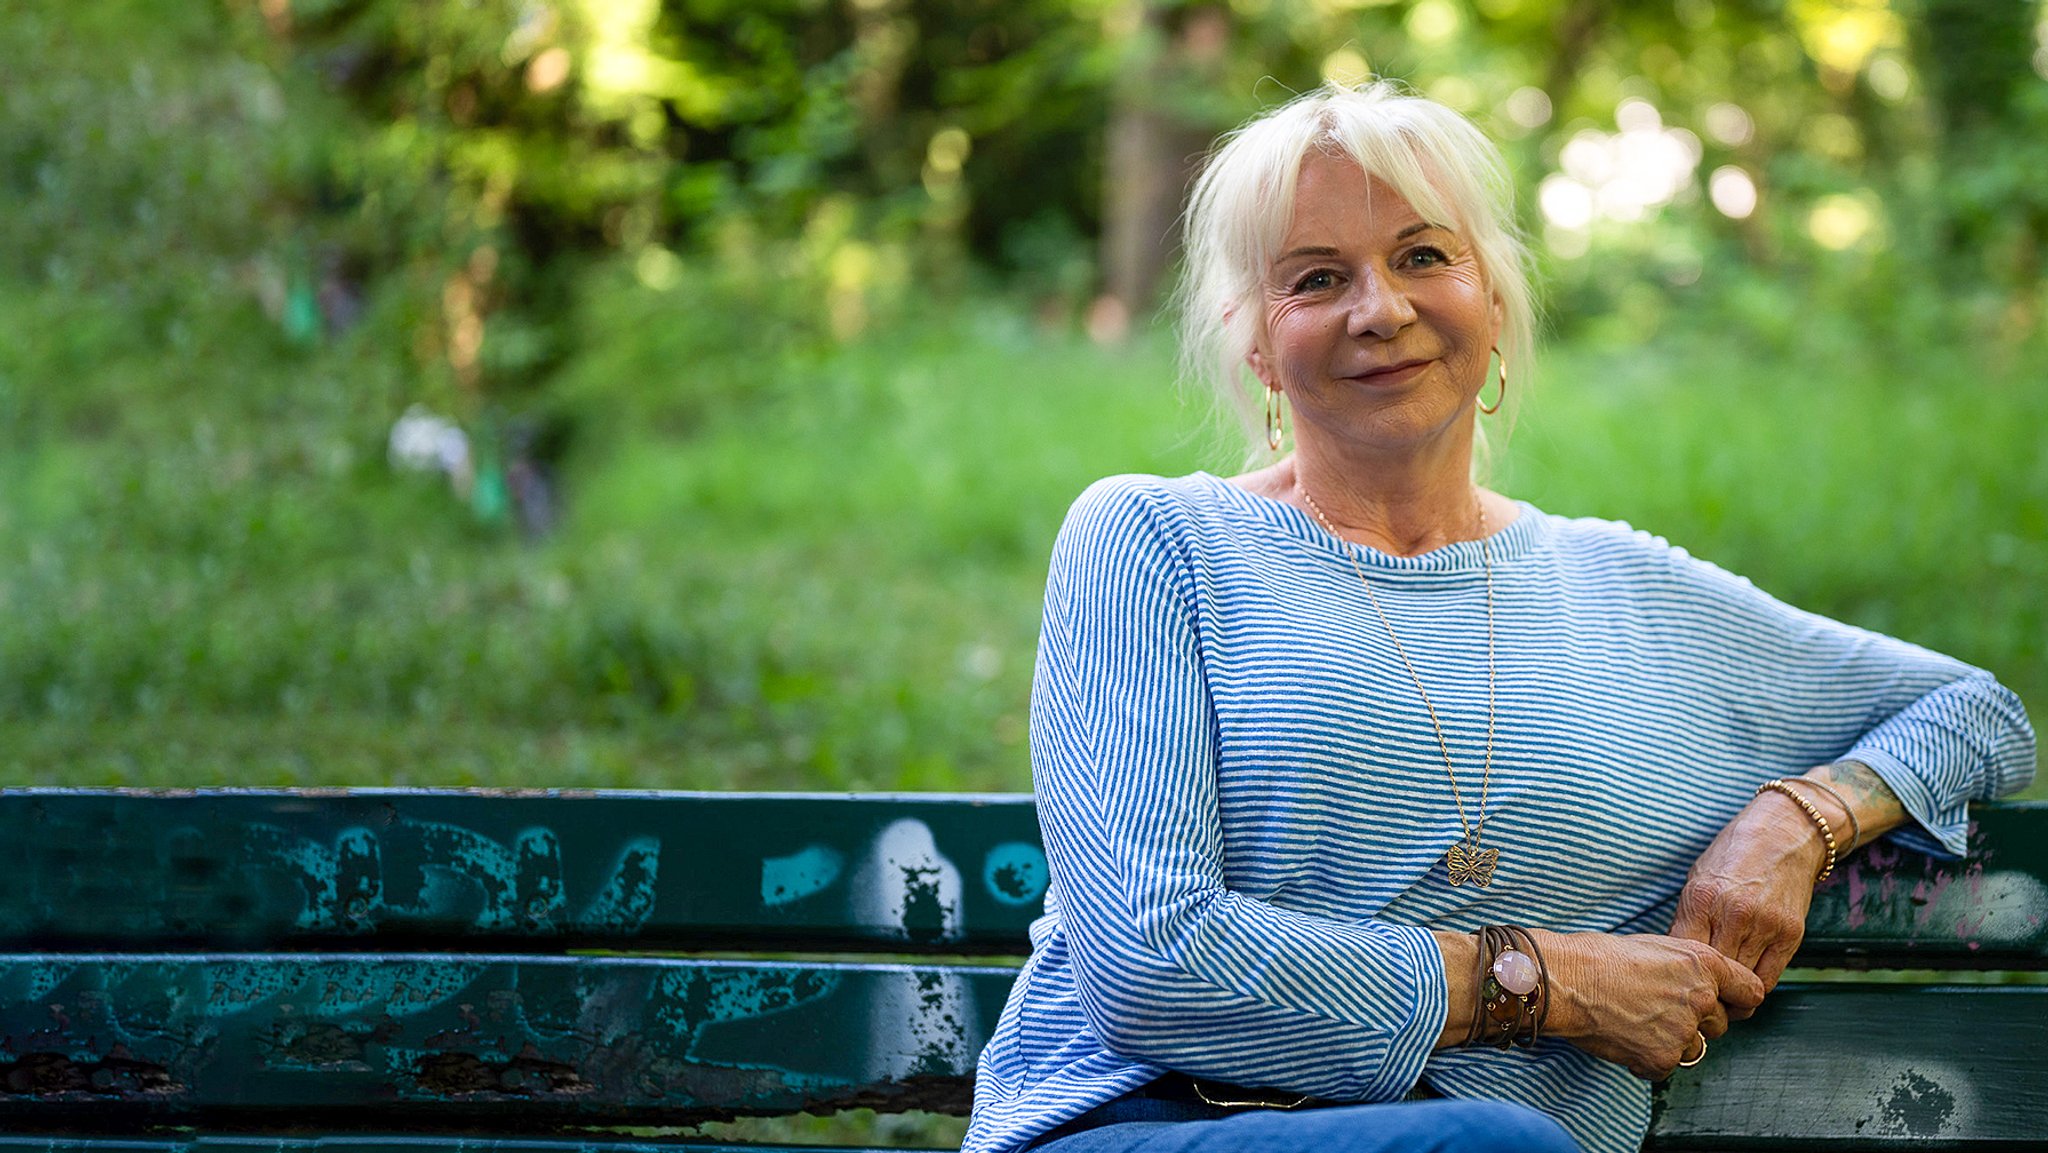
{"left": 1, "top": 788, "right": 2044, "bottom": 1151}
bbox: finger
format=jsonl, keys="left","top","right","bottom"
{"left": 1754, "top": 932, "right": 1803, "bottom": 993}
{"left": 1706, "top": 947, "right": 1768, "bottom": 1011}
{"left": 1703, "top": 895, "right": 1773, "bottom": 973}
{"left": 1682, "top": 1029, "right": 1709, "bottom": 1064}
{"left": 1698, "top": 999, "right": 1731, "bottom": 1040}
{"left": 1669, "top": 884, "right": 1712, "bottom": 943}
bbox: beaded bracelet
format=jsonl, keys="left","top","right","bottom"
{"left": 1796, "top": 774, "right": 1864, "bottom": 854}
{"left": 1757, "top": 779, "right": 1839, "bottom": 883}
{"left": 1469, "top": 924, "right": 1548, "bottom": 1049}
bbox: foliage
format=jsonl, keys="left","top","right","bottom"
{"left": 2, "top": 250, "right": 2041, "bottom": 793}
{"left": 1, "top": 0, "right": 2042, "bottom": 792}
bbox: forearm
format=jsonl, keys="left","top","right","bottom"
{"left": 1797, "top": 760, "right": 1907, "bottom": 854}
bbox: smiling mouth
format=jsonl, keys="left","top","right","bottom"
{"left": 1344, "top": 358, "right": 1434, "bottom": 383}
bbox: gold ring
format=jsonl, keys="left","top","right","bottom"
{"left": 1677, "top": 1031, "right": 1707, "bottom": 1068}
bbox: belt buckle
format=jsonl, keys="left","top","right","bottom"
{"left": 1187, "top": 1078, "right": 1313, "bottom": 1110}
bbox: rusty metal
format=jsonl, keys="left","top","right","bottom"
{"left": 0, "top": 955, "right": 1007, "bottom": 1126}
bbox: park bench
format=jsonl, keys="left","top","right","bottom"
{"left": 1, "top": 788, "right": 2043, "bottom": 1151}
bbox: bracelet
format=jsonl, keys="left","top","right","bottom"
{"left": 1795, "top": 774, "right": 1863, "bottom": 853}
{"left": 1756, "top": 779, "right": 1839, "bottom": 883}
{"left": 1469, "top": 924, "right": 1547, "bottom": 1049}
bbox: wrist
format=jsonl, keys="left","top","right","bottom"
{"left": 1524, "top": 928, "right": 1589, "bottom": 1040}
{"left": 1794, "top": 769, "right": 1864, "bottom": 852}
{"left": 1755, "top": 779, "right": 1840, "bottom": 882}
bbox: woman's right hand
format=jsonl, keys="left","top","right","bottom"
{"left": 1534, "top": 929, "right": 1766, "bottom": 1080}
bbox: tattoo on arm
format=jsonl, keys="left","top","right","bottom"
{"left": 1804, "top": 760, "right": 1907, "bottom": 850}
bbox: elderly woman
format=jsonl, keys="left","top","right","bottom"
{"left": 960, "top": 82, "right": 2035, "bottom": 1153}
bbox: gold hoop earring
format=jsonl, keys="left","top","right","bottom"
{"left": 1265, "top": 387, "right": 1285, "bottom": 451}
{"left": 1478, "top": 347, "right": 1507, "bottom": 415}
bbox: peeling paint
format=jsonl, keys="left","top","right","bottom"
{"left": 580, "top": 837, "right": 662, "bottom": 932}
{"left": 761, "top": 845, "right": 843, "bottom": 908}
{"left": 1875, "top": 1070, "right": 1958, "bottom": 1137}
{"left": 854, "top": 820, "right": 962, "bottom": 944}
{"left": 982, "top": 842, "right": 1048, "bottom": 907}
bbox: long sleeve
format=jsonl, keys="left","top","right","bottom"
{"left": 1028, "top": 477, "right": 1445, "bottom": 1102}
{"left": 1647, "top": 539, "right": 2035, "bottom": 858}
{"left": 967, "top": 480, "right": 2036, "bottom": 1153}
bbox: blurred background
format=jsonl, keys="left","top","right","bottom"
{"left": 4, "top": 0, "right": 2044, "bottom": 793}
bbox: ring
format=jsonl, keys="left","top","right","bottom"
{"left": 1677, "top": 1031, "right": 1707, "bottom": 1068}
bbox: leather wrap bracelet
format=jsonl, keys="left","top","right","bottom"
{"left": 1469, "top": 924, "right": 1548, "bottom": 1049}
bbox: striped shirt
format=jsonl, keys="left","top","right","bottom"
{"left": 963, "top": 471, "right": 2035, "bottom": 1153}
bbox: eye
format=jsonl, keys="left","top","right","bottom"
{"left": 1292, "top": 269, "right": 1340, "bottom": 293}
{"left": 1403, "top": 245, "right": 1450, "bottom": 268}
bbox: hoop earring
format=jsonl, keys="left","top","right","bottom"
{"left": 1478, "top": 347, "right": 1507, "bottom": 416}
{"left": 1265, "top": 386, "right": 1285, "bottom": 451}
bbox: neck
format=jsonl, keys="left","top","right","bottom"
{"left": 1287, "top": 437, "right": 1484, "bottom": 556}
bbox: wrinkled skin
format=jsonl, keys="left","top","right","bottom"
{"left": 1669, "top": 790, "right": 1832, "bottom": 1005}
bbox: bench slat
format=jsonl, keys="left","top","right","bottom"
{"left": 3, "top": 954, "right": 2043, "bottom": 1146}
{"left": 0, "top": 1142, "right": 919, "bottom": 1153}
{"left": 1648, "top": 984, "right": 2048, "bottom": 1149}
{"left": 0, "top": 790, "right": 1044, "bottom": 955}
{"left": 4, "top": 792, "right": 2044, "bottom": 966}
{"left": 0, "top": 955, "right": 1012, "bottom": 1126}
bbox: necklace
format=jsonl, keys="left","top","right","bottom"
{"left": 1299, "top": 487, "right": 1500, "bottom": 887}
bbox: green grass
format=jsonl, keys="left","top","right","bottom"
{"left": 1, "top": 264, "right": 2041, "bottom": 798}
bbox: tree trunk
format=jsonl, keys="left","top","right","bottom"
{"left": 1100, "top": 6, "right": 1227, "bottom": 320}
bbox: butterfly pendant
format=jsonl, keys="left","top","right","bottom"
{"left": 1446, "top": 842, "right": 1499, "bottom": 887}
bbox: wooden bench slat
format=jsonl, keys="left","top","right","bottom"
{"left": 1803, "top": 802, "right": 2048, "bottom": 968}
{"left": 1647, "top": 984, "right": 2048, "bottom": 1148}
{"left": 0, "top": 791, "right": 1045, "bottom": 955}
{"left": 5, "top": 791, "right": 2044, "bottom": 966}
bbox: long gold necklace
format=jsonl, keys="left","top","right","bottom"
{"left": 1300, "top": 488, "right": 1500, "bottom": 887}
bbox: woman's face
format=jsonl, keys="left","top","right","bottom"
{"left": 1251, "top": 153, "right": 1500, "bottom": 458}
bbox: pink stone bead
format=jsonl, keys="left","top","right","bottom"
{"left": 1491, "top": 949, "right": 1539, "bottom": 996}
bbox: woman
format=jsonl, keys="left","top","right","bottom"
{"left": 962, "top": 82, "right": 2035, "bottom": 1153}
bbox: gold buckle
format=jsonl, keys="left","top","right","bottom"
{"left": 1187, "top": 1078, "right": 1312, "bottom": 1110}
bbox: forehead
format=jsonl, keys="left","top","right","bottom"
{"left": 1282, "top": 153, "right": 1432, "bottom": 243}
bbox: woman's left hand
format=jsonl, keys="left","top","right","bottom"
{"left": 1668, "top": 789, "right": 1831, "bottom": 1013}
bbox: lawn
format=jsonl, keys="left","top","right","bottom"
{"left": 2, "top": 269, "right": 2041, "bottom": 797}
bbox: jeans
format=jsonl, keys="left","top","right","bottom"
{"left": 1026, "top": 1091, "right": 1584, "bottom": 1153}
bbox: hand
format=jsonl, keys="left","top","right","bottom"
{"left": 1669, "top": 788, "right": 1832, "bottom": 1007}
{"left": 1542, "top": 929, "right": 1766, "bottom": 1081}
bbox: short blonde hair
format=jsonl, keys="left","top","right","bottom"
{"left": 1176, "top": 80, "right": 1537, "bottom": 462}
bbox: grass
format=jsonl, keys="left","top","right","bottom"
{"left": 1, "top": 262, "right": 2041, "bottom": 799}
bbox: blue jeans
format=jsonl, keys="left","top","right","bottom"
{"left": 1027, "top": 1092, "right": 1583, "bottom": 1153}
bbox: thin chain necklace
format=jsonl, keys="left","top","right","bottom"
{"left": 1300, "top": 487, "right": 1501, "bottom": 887}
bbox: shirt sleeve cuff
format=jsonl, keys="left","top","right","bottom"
{"left": 1360, "top": 922, "right": 1448, "bottom": 1101}
{"left": 1842, "top": 749, "right": 1969, "bottom": 859}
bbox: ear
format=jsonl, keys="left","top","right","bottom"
{"left": 1490, "top": 291, "right": 1506, "bottom": 346}
{"left": 1245, "top": 346, "right": 1276, "bottom": 391}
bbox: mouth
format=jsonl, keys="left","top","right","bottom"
{"left": 1342, "top": 358, "right": 1434, "bottom": 385}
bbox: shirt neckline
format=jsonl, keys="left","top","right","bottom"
{"left": 1191, "top": 470, "right": 1547, "bottom": 575}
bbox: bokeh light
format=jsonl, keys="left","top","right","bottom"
{"left": 1708, "top": 167, "right": 1758, "bottom": 219}
{"left": 1539, "top": 100, "right": 1702, "bottom": 241}
{"left": 1704, "top": 103, "right": 1754, "bottom": 147}
{"left": 1504, "top": 87, "right": 1553, "bottom": 129}
{"left": 1321, "top": 47, "right": 1370, "bottom": 86}
{"left": 1808, "top": 193, "right": 1879, "bottom": 250}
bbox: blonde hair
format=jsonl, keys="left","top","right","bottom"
{"left": 1175, "top": 80, "right": 1537, "bottom": 464}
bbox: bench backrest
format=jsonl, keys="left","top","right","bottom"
{"left": 2, "top": 789, "right": 2043, "bottom": 1145}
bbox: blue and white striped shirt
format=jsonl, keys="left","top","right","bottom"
{"left": 963, "top": 471, "right": 2035, "bottom": 1153}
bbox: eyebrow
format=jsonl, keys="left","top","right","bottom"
{"left": 1271, "top": 224, "right": 1448, "bottom": 265}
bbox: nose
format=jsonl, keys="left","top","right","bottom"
{"left": 1345, "top": 266, "right": 1416, "bottom": 339}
